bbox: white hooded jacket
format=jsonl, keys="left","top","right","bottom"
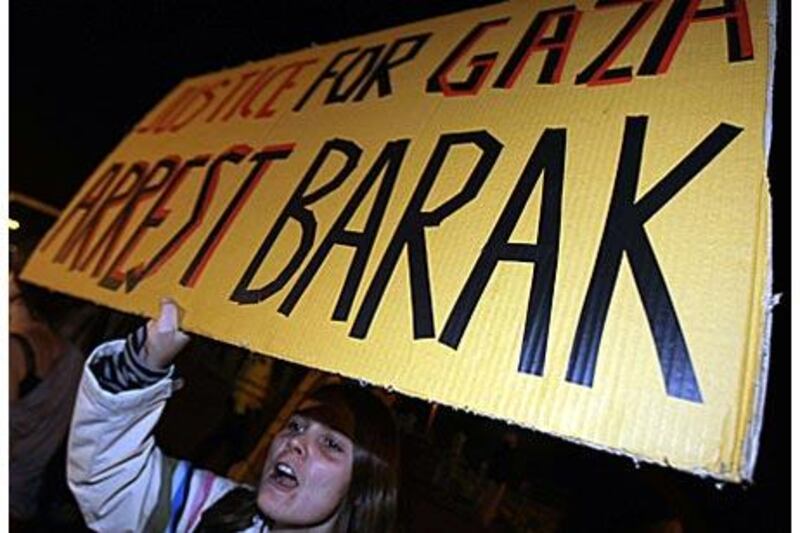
{"left": 68, "top": 339, "right": 267, "bottom": 532}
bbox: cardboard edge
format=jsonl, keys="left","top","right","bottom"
{"left": 739, "top": 0, "right": 780, "bottom": 482}
{"left": 382, "top": 385, "right": 747, "bottom": 483}
{"left": 762, "top": 0, "right": 778, "bottom": 157}
{"left": 741, "top": 272, "right": 778, "bottom": 481}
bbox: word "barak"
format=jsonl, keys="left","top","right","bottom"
{"left": 44, "top": 116, "right": 741, "bottom": 403}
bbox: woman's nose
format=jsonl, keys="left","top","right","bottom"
{"left": 288, "top": 434, "right": 308, "bottom": 456}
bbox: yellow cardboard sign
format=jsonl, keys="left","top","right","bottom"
{"left": 23, "top": 0, "right": 774, "bottom": 481}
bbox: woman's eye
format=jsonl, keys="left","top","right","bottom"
{"left": 323, "top": 436, "right": 344, "bottom": 452}
{"left": 287, "top": 419, "right": 303, "bottom": 432}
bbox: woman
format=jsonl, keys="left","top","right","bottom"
{"left": 68, "top": 299, "right": 399, "bottom": 532}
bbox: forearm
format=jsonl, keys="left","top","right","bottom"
{"left": 68, "top": 302, "right": 240, "bottom": 532}
{"left": 68, "top": 336, "right": 176, "bottom": 532}
{"left": 88, "top": 325, "right": 171, "bottom": 391}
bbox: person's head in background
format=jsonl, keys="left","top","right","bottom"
{"left": 9, "top": 240, "right": 76, "bottom": 328}
{"left": 9, "top": 240, "right": 64, "bottom": 341}
{"left": 199, "top": 382, "right": 400, "bottom": 533}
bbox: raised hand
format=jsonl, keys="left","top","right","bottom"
{"left": 142, "top": 298, "right": 190, "bottom": 370}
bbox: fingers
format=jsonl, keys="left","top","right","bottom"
{"left": 156, "top": 298, "right": 190, "bottom": 345}
{"left": 157, "top": 297, "right": 182, "bottom": 332}
{"left": 142, "top": 298, "right": 190, "bottom": 370}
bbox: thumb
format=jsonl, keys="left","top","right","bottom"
{"left": 156, "top": 297, "right": 185, "bottom": 334}
{"left": 144, "top": 298, "right": 190, "bottom": 370}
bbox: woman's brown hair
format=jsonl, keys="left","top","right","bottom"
{"left": 197, "top": 382, "right": 399, "bottom": 532}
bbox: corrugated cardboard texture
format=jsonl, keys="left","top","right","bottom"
{"left": 23, "top": 0, "right": 773, "bottom": 481}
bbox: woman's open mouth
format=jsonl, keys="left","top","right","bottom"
{"left": 268, "top": 462, "right": 299, "bottom": 489}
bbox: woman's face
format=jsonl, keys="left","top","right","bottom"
{"left": 258, "top": 407, "right": 354, "bottom": 529}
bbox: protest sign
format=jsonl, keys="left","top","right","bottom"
{"left": 24, "top": 0, "right": 775, "bottom": 481}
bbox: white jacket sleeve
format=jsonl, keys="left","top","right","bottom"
{"left": 67, "top": 340, "right": 243, "bottom": 532}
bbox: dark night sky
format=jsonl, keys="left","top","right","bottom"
{"left": 10, "top": 0, "right": 791, "bottom": 530}
{"left": 10, "top": 0, "right": 502, "bottom": 208}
